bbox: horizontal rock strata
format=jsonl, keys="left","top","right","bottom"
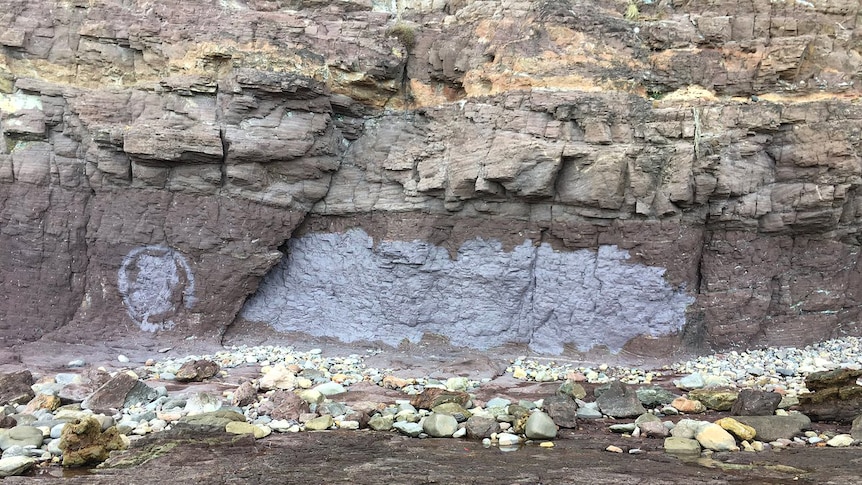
{"left": 0, "top": 0, "right": 861, "bottom": 354}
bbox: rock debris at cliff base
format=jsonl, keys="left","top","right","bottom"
{"left": 2, "top": 337, "right": 862, "bottom": 478}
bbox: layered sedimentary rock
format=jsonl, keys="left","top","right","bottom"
{"left": 1, "top": 0, "right": 861, "bottom": 354}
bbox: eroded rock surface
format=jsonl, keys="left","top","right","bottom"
{"left": 1, "top": 0, "right": 861, "bottom": 355}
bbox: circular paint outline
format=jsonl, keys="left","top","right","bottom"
{"left": 118, "top": 245, "right": 196, "bottom": 331}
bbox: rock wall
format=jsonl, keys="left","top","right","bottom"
{"left": 1, "top": 0, "right": 861, "bottom": 355}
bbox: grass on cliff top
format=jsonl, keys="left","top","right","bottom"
{"left": 387, "top": 23, "right": 416, "bottom": 50}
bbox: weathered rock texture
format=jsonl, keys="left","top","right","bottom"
{"left": 1, "top": 0, "right": 861, "bottom": 355}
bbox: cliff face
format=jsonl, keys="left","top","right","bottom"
{"left": 1, "top": 0, "right": 861, "bottom": 356}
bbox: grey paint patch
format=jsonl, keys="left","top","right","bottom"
{"left": 118, "top": 245, "right": 196, "bottom": 332}
{"left": 241, "top": 230, "right": 693, "bottom": 354}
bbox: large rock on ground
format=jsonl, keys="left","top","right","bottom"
{"left": 257, "top": 390, "right": 309, "bottom": 421}
{"left": 0, "top": 426, "right": 44, "bottom": 451}
{"left": 410, "top": 389, "right": 470, "bottom": 410}
{"left": 82, "top": 372, "right": 158, "bottom": 414}
{"left": 175, "top": 359, "right": 220, "bottom": 382}
{"left": 0, "top": 456, "right": 36, "bottom": 477}
{"left": 542, "top": 395, "right": 579, "bottom": 428}
{"left": 734, "top": 415, "right": 812, "bottom": 442}
{"left": 465, "top": 416, "right": 500, "bottom": 440}
{"left": 422, "top": 413, "right": 458, "bottom": 438}
{"left": 596, "top": 381, "right": 646, "bottom": 418}
{"left": 731, "top": 390, "right": 782, "bottom": 416}
{"left": 59, "top": 417, "right": 127, "bottom": 467}
{"left": 0, "top": 371, "right": 34, "bottom": 406}
{"left": 798, "top": 368, "right": 862, "bottom": 423}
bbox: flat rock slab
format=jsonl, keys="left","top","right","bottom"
{"left": 13, "top": 430, "right": 862, "bottom": 485}
{"left": 734, "top": 415, "right": 812, "bottom": 442}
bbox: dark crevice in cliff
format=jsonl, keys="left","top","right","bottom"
{"left": 218, "top": 127, "right": 228, "bottom": 188}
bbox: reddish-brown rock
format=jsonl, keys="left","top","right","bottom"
{"left": 175, "top": 359, "right": 220, "bottom": 383}
{"left": 0, "top": 0, "right": 861, "bottom": 356}
{"left": 0, "top": 371, "right": 34, "bottom": 406}
{"left": 258, "top": 390, "right": 310, "bottom": 421}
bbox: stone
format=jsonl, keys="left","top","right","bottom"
{"left": 715, "top": 417, "right": 756, "bottom": 441}
{"left": 638, "top": 420, "right": 669, "bottom": 438}
{"left": 733, "top": 415, "right": 811, "bottom": 442}
{"left": 23, "top": 394, "right": 61, "bottom": 414}
{"left": 183, "top": 392, "right": 223, "bottom": 415}
{"left": 392, "top": 421, "right": 423, "bottom": 437}
{"left": 826, "top": 434, "right": 854, "bottom": 447}
{"left": 422, "top": 413, "right": 458, "bottom": 438}
{"left": 806, "top": 368, "right": 862, "bottom": 391}
{"left": 635, "top": 413, "right": 661, "bottom": 427}
{"left": 59, "top": 417, "right": 126, "bottom": 467}
{"left": 798, "top": 368, "right": 862, "bottom": 422}
{"left": 305, "top": 415, "right": 334, "bottom": 431}
{"left": 0, "top": 371, "right": 34, "bottom": 406}
{"left": 636, "top": 386, "right": 679, "bottom": 407}
{"left": 0, "top": 456, "right": 35, "bottom": 477}
{"left": 410, "top": 389, "right": 470, "bottom": 410}
{"left": 525, "top": 411, "right": 557, "bottom": 440}
{"left": 664, "top": 437, "right": 701, "bottom": 455}
{"left": 313, "top": 382, "right": 346, "bottom": 397}
{"left": 298, "top": 389, "right": 325, "bottom": 405}
{"left": 431, "top": 403, "right": 472, "bottom": 422}
{"left": 82, "top": 372, "right": 158, "bottom": 414}
{"left": 225, "top": 421, "right": 271, "bottom": 439}
{"left": 595, "top": 381, "right": 646, "bottom": 418}
{"left": 497, "top": 433, "right": 520, "bottom": 446}
{"left": 465, "top": 416, "right": 500, "bottom": 440}
{"left": 318, "top": 402, "right": 349, "bottom": 417}
{"left": 368, "top": 414, "right": 394, "bottom": 431}
{"left": 381, "top": 376, "right": 409, "bottom": 389}
{"left": 58, "top": 369, "right": 112, "bottom": 404}
{"left": 671, "top": 397, "right": 706, "bottom": 414}
{"left": 542, "top": 395, "right": 578, "bottom": 428}
{"left": 576, "top": 402, "right": 603, "bottom": 420}
{"left": 688, "top": 389, "right": 738, "bottom": 411}
{"left": 610, "top": 423, "right": 637, "bottom": 433}
{"left": 673, "top": 373, "right": 705, "bottom": 390}
{"left": 445, "top": 377, "right": 470, "bottom": 391}
{"left": 259, "top": 365, "right": 297, "bottom": 391}
{"left": 0, "top": 426, "right": 44, "bottom": 451}
{"left": 178, "top": 410, "right": 246, "bottom": 430}
{"left": 670, "top": 419, "right": 703, "bottom": 439}
{"left": 259, "top": 391, "right": 310, "bottom": 420}
{"left": 731, "top": 390, "right": 782, "bottom": 416}
{"left": 695, "top": 423, "right": 738, "bottom": 452}
{"left": 232, "top": 381, "right": 258, "bottom": 407}
{"left": 175, "top": 359, "right": 220, "bottom": 382}
{"left": 557, "top": 380, "right": 587, "bottom": 400}
{"left": 605, "top": 445, "right": 623, "bottom": 453}
{"left": 851, "top": 414, "right": 862, "bottom": 441}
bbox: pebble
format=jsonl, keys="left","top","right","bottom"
{"left": 118, "top": 355, "right": 129, "bottom": 363}
{"left": 497, "top": 433, "right": 520, "bottom": 446}
{"left": 525, "top": 411, "right": 557, "bottom": 440}
{"left": 305, "top": 415, "right": 334, "bottom": 431}
{"left": 0, "top": 456, "right": 35, "bottom": 477}
{"left": 392, "top": 422, "right": 423, "bottom": 438}
{"left": 826, "top": 434, "right": 854, "bottom": 447}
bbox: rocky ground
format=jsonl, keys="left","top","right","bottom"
{"left": 0, "top": 335, "right": 861, "bottom": 483}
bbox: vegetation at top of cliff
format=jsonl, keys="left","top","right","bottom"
{"left": 625, "top": 0, "right": 640, "bottom": 21}
{"left": 386, "top": 23, "right": 416, "bottom": 51}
